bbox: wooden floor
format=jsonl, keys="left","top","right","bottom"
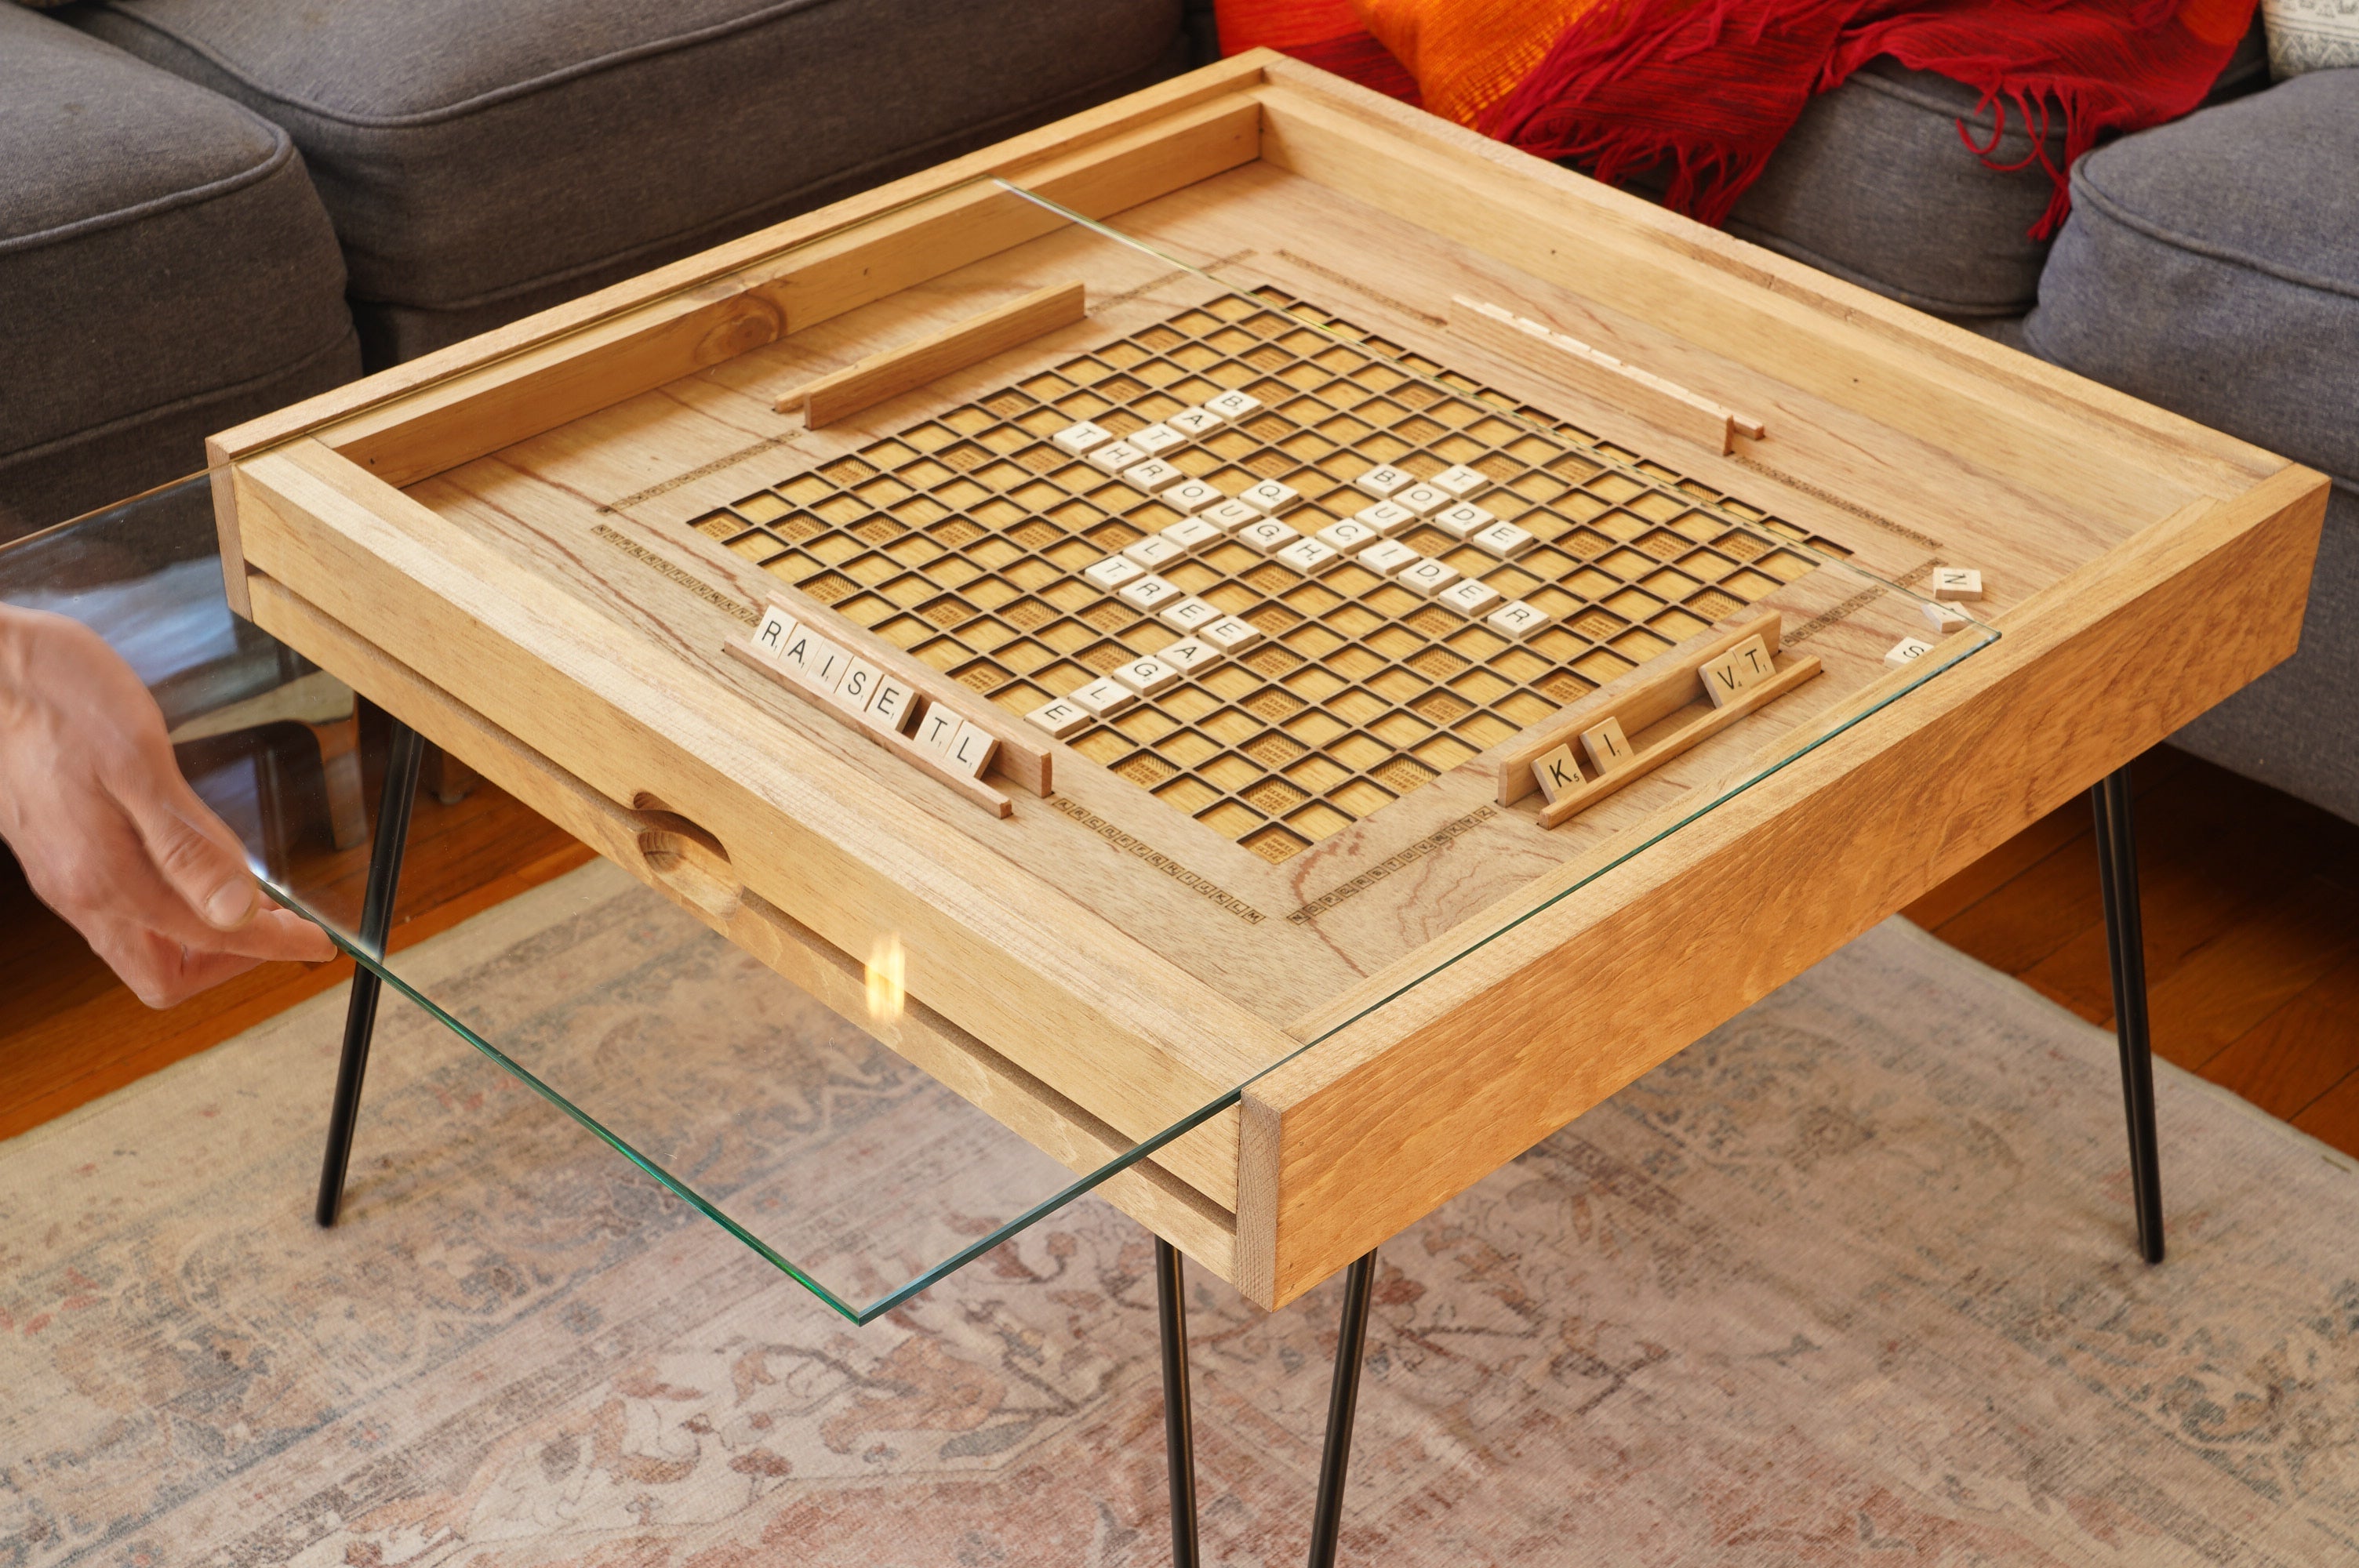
{"left": 1903, "top": 748, "right": 2359, "bottom": 1152}
{"left": 5, "top": 737, "right": 2357, "bottom": 1163}
{"left": 0, "top": 712, "right": 593, "bottom": 1142}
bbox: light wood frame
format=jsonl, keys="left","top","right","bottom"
{"left": 209, "top": 52, "right": 2328, "bottom": 1310}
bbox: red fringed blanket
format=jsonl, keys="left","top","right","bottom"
{"left": 1220, "top": 0, "right": 2255, "bottom": 235}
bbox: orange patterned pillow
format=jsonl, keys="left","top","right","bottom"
{"left": 1352, "top": 0, "right": 1607, "bottom": 126}
{"left": 1216, "top": 0, "right": 1606, "bottom": 127}
{"left": 1217, "top": 0, "right": 1422, "bottom": 101}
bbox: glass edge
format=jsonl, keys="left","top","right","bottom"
{"left": 989, "top": 177, "right": 2011, "bottom": 1144}
{"left": 988, "top": 178, "right": 1997, "bottom": 616}
{"left": 270, "top": 880, "right": 1245, "bottom": 1325}
{"left": 156, "top": 182, "right": 2012, "bottom": 1315}
{"left": 271, "top": 884, "right": 868, "bottom": 1322}
{"left": 0, "top": 468, "right": 219, "bottom": 559}
{"left": 1237, "top": 619, "right": 2001, "bottom": 1092}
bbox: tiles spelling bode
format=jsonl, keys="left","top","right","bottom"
{"left": 705, "top": 286, "right": 1829, "bottom": 864}
{"left": 746, "top": 606, "right": 1002, "bottom": 787}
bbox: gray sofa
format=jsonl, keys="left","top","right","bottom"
{"left": 2, "top": 0, "right": 1194, "bottom": 534}
{"left": 1624, "top": 32, "right": 2357, "bottom": 824}
{"left": 5, "top": 5, "right": 2351, "bottom": 826}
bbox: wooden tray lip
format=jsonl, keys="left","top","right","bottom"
{"left": 205, "top": 53, "right": 2320, "bottom": 1075}
{"left": 209, "top": 52, "right": 2287, "bottom": 499}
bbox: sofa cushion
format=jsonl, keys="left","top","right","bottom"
{"left": 2023, "top": 69, "right": 2359, "bottom": 824}
{"left": 1725, "top": 30, "right": 2269, "bottom": 319}
{"left": 74, "top": 0, "right": 1186, "bottom": 366}
{"left": 0, "top": 5, "right": 358, "bottom": 539}
{"left": 2024, "top": 68, "right": 2359, "bottom": 485}
{"left": 2169, "top": 488, "right": 2359, "bottom": 825}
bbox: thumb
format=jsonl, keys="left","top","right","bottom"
{"left": 121, "top": 778, "right": 261, "bottom": 931}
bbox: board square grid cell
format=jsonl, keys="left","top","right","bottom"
{"left": 692, "top": 289, "right": 1841, "bottom": 864}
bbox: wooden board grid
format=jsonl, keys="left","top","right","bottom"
{"left": 691, "top": 285, "right": 1843, "bottom": 861}
{"left": 208, "top": 53, "right": 2327, "bottom": 1310}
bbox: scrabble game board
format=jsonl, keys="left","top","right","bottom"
{"left": 700, "top": 287, "right": 1841, "bottom": 862}
{"left": 216, "top": 53, "right": 2322, "bottom": 1308}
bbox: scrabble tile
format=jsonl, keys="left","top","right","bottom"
{"left": 1164, "top": 479, "right": 1224, "bottom": 513}
{"left": 1238, "top": 479, "right": 1300, "bottom": 514}
{"left": 1276, "top": 536, "right": 1341, "bottom": 575}
{"left": 1026, "top": 697, "right": 1090, "bottom": 739}
{"left": 1200, "top": 499, "right": 1260, "bottom": 532}
{"left": 1470, "top": 521, "right": 1536, "bottom": 558}
{"left": 1531, "top": 743, "right": 1585, "bottom": 806}
{"left": 1315, "top": 518, "right": 1379, "bottom": 554}
{"left": 1165, "top": 406, "right": 1222, "bottom": 437}
{"left": 1238, "top": 517, "right": 1301, "bottom": 554}
{"left": 834, "top": 658, "right": 883, "bottom": 715}
{"left": 1358, "top": 538, "right": 1420, "bottom": 575}
{"left": 1082, "top": 554, "right": 1144, "bottom": 590}
{"left": 1052, "top": 420, "right": 1114, "bottom": 455}
{"left": 1085, "top": 439, "right": 1147, "bottom": 473}
{"left": 1201, "top": 616, "right": 1263, "bottom": 652}
{"left": 1160, "top": 516, "right": 1221, "bottom": 551}
{"left": 1931, "top": 567, "right": 1983, "bottom": 601}
{"left": 1116, "top": 574, "right": 1182, "bottom": 611}
{"left": 1486, "top": 600, "right": 1550, "bottom": 638}
{"left": 1438, "top": 577, "right": 1501, "bottom": 615}
{"left": 863, "top": 673, "right": 918, "bottom": 735}
{"left": 1111, "top": 654, "right": 1181, "bottom": 695}
{"left": 801, "top": 636, "right": 853, "bottom": 692}
{"left": 1203, "top": 388, "right": 1261, "bottom": 420}
{"left": 749, "top": 604, "right": 797, "bottom": 661}
{"left": 775, "top": 625, "right": 821, "bottom": 681}
{"left": 1395, "top": 483, "right": 1451, "bottom": 517}
{"left": 1352, "top": 463, "right": 1414, "bottom": 499}
{"left": 1069, "top": 677, "right": 1136, "bottom": 717}
{"left": 1158, "top": 637, "right": 1221, "bottom": 674}
{"left": 1580, "top": 716, "right": 1635, "bottom": 775}
{"left": 1397, "top": 557, "right": 1460, "bottom": 597}
{"left": 914, "top": 703, "right": 963, "bottom": 755}
{"left": 1921, "top": 598, "right": 1972, "bottom": 633}
{"left": 1121, "top": 535, "right": 1187, "bottom": 571}
{"left": 1432, "top": 501, "right": 1496, "bottom": 539}
{"left": 945, "top": 720, "right": 999, "bottom": 779}
{"left": 1353, "top": 500, "right": 1416, "bottom": 536}
{"left": 1884, "top": 636, "right": 1936, "bottom": 670}
{"left": 1123, "top": 458, "right": 1186, "bottom": 492}
{"left": 1129, "top": 422, "right": 1184, "bottom": 456}
{"left": 1432, "top": 463, "right": 1488, "bottom": 499}
{"left": 1158, "top": 596, "right": 1223, "bottom": 632}
{"left": 1699, "top": 634, "right": 1775, "bottom": 707}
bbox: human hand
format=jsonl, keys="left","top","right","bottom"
{"left": 0, "top": 605, "right": 335, "bottom": 1006}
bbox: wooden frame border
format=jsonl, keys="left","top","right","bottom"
{"left": 1241, "top": 474, "right": 2324, "bottom": 1304}
{"left": 249, "top": 575, "right": 1240, "bottom": 1277}
{"left": 208, "top": 53, "right": 2331, "bottom": 1309}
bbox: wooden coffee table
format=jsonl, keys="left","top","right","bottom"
{"left": 203, "top": 51, "right": 2328, "bottom": 1564}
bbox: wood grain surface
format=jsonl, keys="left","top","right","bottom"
{"left": 209, "top": 56, "right": 2331, "bottom": 1307}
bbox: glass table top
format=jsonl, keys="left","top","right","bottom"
{"left": 0, "top": 175, "right": 1997, "bottom": 1323}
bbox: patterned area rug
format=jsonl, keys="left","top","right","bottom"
{"left": 6, "top": 861, "right": 2359, "bottom": 1567}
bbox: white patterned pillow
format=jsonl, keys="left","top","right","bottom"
{"left": 2265, "top": 0, "right": 2359, "bottom": 78}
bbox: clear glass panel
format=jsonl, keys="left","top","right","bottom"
{"left": 2, "top": 172, "right": 1994, "bottom": 1321}
{"left": 0, "top": 478, "right": 1115, "bottom": 1324}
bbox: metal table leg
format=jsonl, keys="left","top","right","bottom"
{"left": 1307, "top": 1250, "right": 1377, "bottom": 1568}
{"left": 1151, "top": 1240, "right": 1379, "bottom": 1567}
{"left": 1156, "top": 1239, "right": 1201, "bottom": 1568}
{"left": 314, "top": 720, "right": 426, "bottom": 1228}
{"left": 2091, "top": 764, "right": 2165, "bottom": 1264}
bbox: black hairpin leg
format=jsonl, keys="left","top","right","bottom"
{"left": 315, "top": 720, "right": 425, "bottom": 1227}
{"left": 2092, "top": 764, "right": 2165, "bottom": 1264}
{"left": 1307, "top": 1250, "right": 1378, "bottom": 1568}
{"left": 1153, "top": 1241, "right": 1379, "bottom": 1567}
{"left": 1155, "top": 1239, "right": 1201, "bottom": 1568}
